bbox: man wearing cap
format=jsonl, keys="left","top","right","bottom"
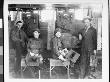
{"left": 79, "top": 17, "right": 97, "bottom": 79}
{"left": 11, "top": 20, "right": 28, "bottom": 77}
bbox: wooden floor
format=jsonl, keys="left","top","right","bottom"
{"left": 9, "top": 49, "right": 102, "bottom": 79}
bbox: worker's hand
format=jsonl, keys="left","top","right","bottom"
{"left": 79, "top": 34, "right": 82, "bottom": 40}
{"left": 58, "top": 55, "right": 66, "bottom": 61}
{"left": 34, "top": 54, "right": 39, "bottom": 57}
{"left": 30, "top": 52, "right": 35, "bottom": 56}
{"left": 94, "top": 50, "right": 97, "bottom": 55}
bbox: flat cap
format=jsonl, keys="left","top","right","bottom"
{"left": 32, "top": 28, "right": 40, "bottom": 33}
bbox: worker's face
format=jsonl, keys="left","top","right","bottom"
{"left": 27, "top": 15, "right": 31, "bottom": 19}
{"left": 55, "top": 32, "right": 61, "bottom": 38}
{"left": 84, "top": 19, "right": 91, "bottom": 28}
{"left": 17, "top": 23, "right": 23, "bottom": 29}
{"left": 27, "top": 13, "right": 31, "bottom": 19}
{"left": 33, "top": 31, "right": 40, "bottom": 38}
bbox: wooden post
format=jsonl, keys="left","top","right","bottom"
{"left": 67, "top": 65, "right": 70, "bottom": 79}
{"left": 39, "top": 70, "right": 40, "bottom": 79}
{"left": 21, "top": 66, "right": 23, "bottom": 78}
{"left": 50, "top": 65, "right": 51, "bottom": 79}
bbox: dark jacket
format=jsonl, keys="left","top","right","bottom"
{"left": 27, "top": 38, "right": 43, "bottom": 54}
{"left": 11, "top": 26, "right": 28, "bottom": 49}
{"left": 79, "top": 26, "right": 97, "bottom": 78}
{"left": 81, "top": 26, "right": 97, "bottom": 52}
{"left": 51, "top": 36, "right": 63, "bottom": 58}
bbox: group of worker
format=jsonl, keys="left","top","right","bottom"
{"left": 10, "top": 16, "right": 97, "bottom": 79}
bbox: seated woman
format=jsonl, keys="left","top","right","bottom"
{"left": 26, "top": 28, "right": 43, "bottom": 64}
{"left": 51, "top": 28, "right": 80, "bottom": 64}
{"left": 51, "top": 28, "right": 64, "bottom": 60}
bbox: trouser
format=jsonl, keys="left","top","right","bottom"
{"left": 26, "top": 53, "right": 43, "bottom": 63}
{"left": 80, "top": 50, "right": 92, "bottom": 78}
{"left": 14, "top": 44, "right": 22, "bottom": 74}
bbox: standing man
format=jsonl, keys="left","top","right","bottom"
{"left": 11, "top": 20, "right": 28, "bottom": 77}
{"left": 79, "top": 17, "right": 97, "bottom": 79}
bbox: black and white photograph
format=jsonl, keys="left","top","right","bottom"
{"left": 4, "top": 0, "right": 109, "bottom": 82}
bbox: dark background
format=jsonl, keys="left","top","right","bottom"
{"left": 0, "top": 0, "right": 3, "bottom": 18}
{"left": 0, "top": 0, "right": 3, "bottom": 46}
{"left": 0, "top": 0, "right": 3, "bottom": 82}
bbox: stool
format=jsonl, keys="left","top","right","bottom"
{"left": 21, "top": 57, "right": 41, "bottom": 79}
{"left": 49, "top": 59, "right": 70, "bottom": 79}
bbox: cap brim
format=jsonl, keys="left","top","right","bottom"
{"left": 82, "top": 17, "right": 92, "bottom": 22}
{"left": 14, "top": 20, "right": 23, "bottom": 26}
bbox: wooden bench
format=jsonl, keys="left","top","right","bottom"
{"left": 49, "top": 59, "right": 70, "bottom": 78}
{"left": 49, "top": 51, "right": 80, "bottom": 79}
{"left": 21, "top": 57, "right": 41, "bottom": 79}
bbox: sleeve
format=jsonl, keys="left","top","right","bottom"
{"left": 11, "top": 29, "right": 19, "bottom": 42}
{"left": 24, "top": 31, "right": 28, "bottom": 44}
{"left": 40, "top": 40, "right": 44, "bottom": 50}
{"left": 92, "top": 28, "right": 97, "bottom": 50}
{"left": 39, "top": 39, "right": 44, "bottom": 54}
{"left": 27, "top": 39, "right": 31, "bottom": 52}
{"left": 78, "top": 28, "right": 84, "bottom": 40}
{"left": 50, "top": 38, "right": 53, "bottom": 50}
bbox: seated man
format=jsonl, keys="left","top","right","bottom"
{"left": 26, "top": 28, "right": 43, "bottom": 64}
